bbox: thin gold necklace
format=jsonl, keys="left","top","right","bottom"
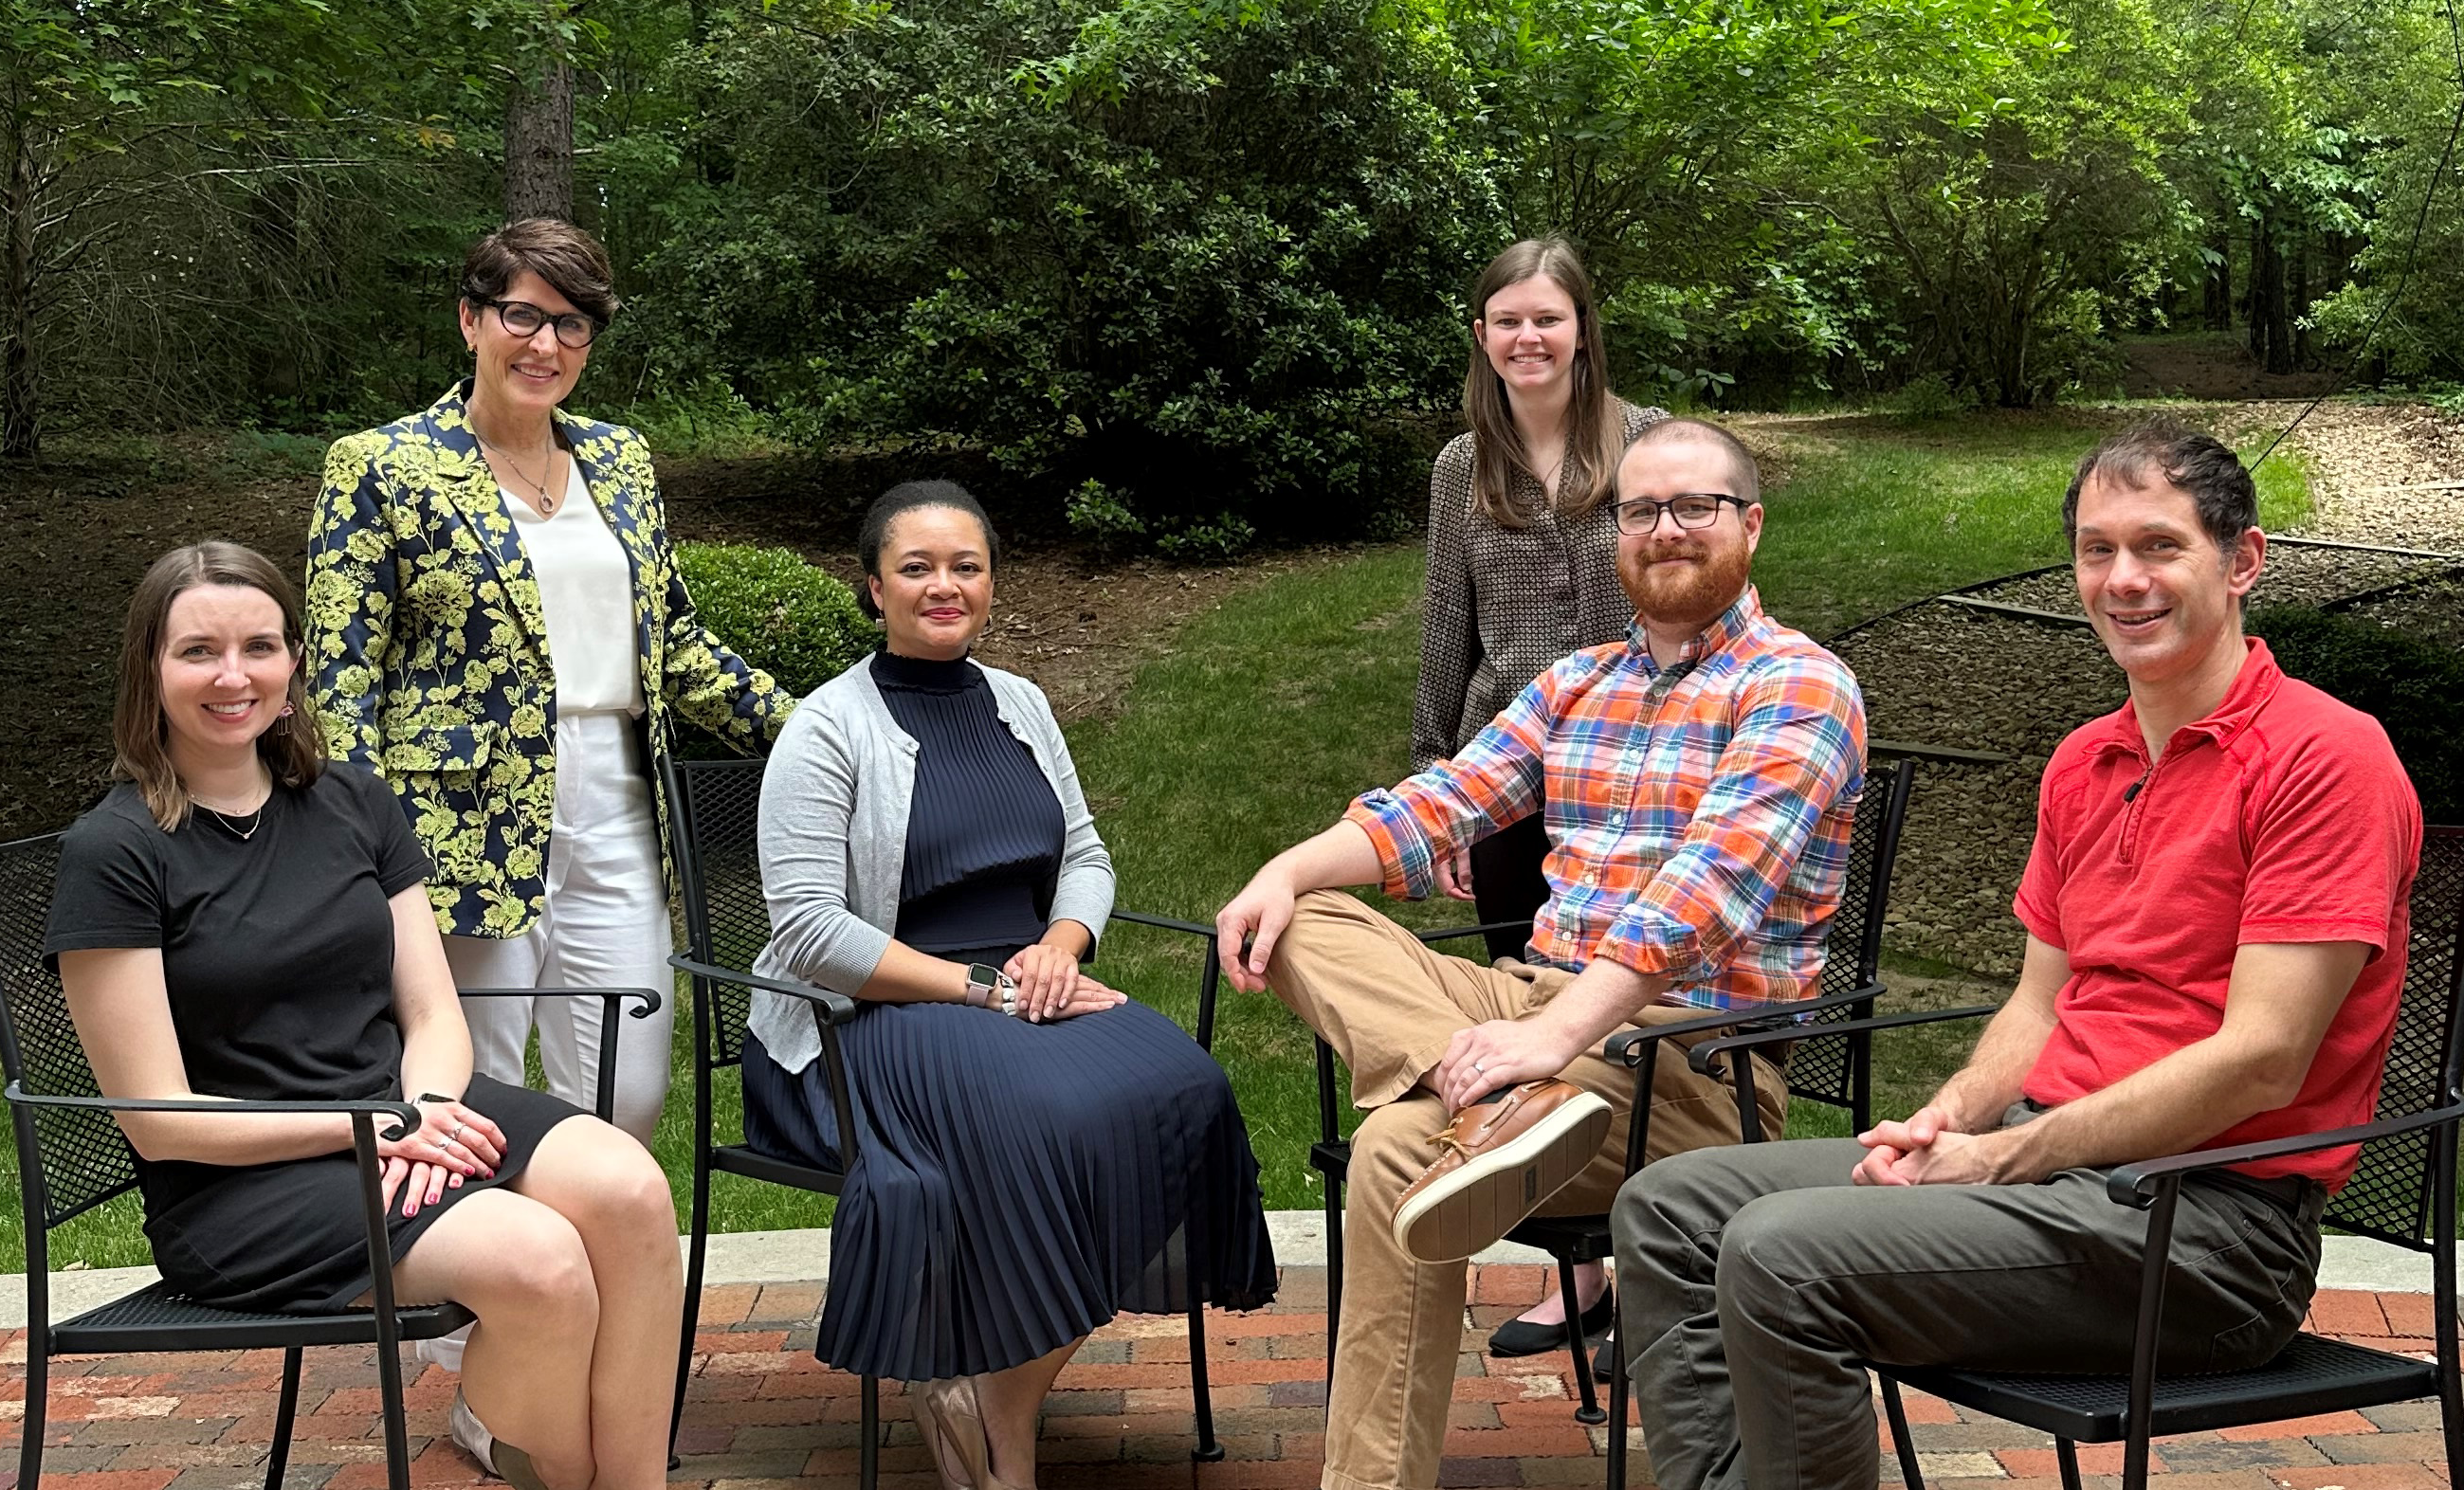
{"left": 192, "top": 788, "right": 271, "bottom": 841}
{"left": 477, "top": 433, "right": 560, "bottom": 516}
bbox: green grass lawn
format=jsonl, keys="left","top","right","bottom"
{"left": 1746, "top": 410, "right": 2311, "bottom": 639}
{"left": 0, "top": 406, "right": 2314, "bottom": 1267}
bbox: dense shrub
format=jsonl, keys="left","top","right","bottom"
{"left": 677, "top": 542, "right": 875, "bottom": 705}
{"left": 632, "top": 0, "right": 1499, "bottom": 551}
{"left": 2249, "top": 606, "right": 2464, "bottom": 822}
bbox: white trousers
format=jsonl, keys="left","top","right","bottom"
{"left": 442, "top": 710, "right": 675, "bottom": 1145}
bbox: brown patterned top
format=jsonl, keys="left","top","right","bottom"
{"left": 1412, "top": 399, "right": 1669, "bottom": 769}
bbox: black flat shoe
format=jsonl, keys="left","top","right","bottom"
{"left": 1594, "top": 1327, "right": 1619, "bottom": 1382}
{"left": 1487, "top": 1288, "right": 1615, "bottom": 1357}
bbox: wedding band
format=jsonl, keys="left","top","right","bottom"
{"left": 449, "top": 1122, "right": 467, "bottom": 1142}
{"left": 1473, "top": 1060, "right": 1487, "bottom": 1074}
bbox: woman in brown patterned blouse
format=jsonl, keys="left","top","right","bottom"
{"left": 1412, "top": 237, "right": 1663, "bottom": 1361}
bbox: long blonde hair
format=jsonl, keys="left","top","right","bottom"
{"left": 1462, "top": 238, "right": 1623, "bottom": 528}
{"left": 113, "top": 542, "right": 324, "bottom": 830}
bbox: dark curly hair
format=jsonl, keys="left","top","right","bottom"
{"left": 2063, "top": 417, "right": 2257, "bottom": 554}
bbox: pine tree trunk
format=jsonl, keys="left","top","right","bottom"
{"left": 2248, "top": 215, "right": 2291, "bottom": 375}
{"left": 2, "top": 114, "right": 39, "bottom": 461}
{"left": 2203, "top": 228, "right": 2233, "bottom": 331}
{"left": 503, "top": 53, "right": 575, "bottom": 223}
{"left": 2291, "top": 234, "right": 2311, "bottom": 369}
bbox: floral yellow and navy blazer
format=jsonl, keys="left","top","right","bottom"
{"left": 305, "top": 381, "right": 795, "bottom": 938}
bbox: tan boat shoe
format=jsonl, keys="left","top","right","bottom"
{"left": 1391, "top": 1079, "right": 1612, "bottom": 1263}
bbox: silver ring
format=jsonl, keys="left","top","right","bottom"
{"left": 449, "top": 1122, "right": 467, "bottom": 1143}
{"left": 1473, "top": 1060, "right": 1487, "bottom": 1075}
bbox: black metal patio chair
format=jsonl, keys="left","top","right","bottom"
{"left": 1303, "top": 757, "right": 1984, "bottom": 1488}
{"left": 658, "top": 754, "right": 1230, "bottom": 1488}
{"left": 0, "top": 829, "right": 656, "bottom": 1490}
{"left": 1866, "top": 821, "right": 2464, "bottom": 1490}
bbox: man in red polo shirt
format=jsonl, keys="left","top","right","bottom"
{"left": 1612, "top": 417, "right": 2423, "bottom": 1490}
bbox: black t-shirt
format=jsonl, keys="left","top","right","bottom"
{"left": 45, "top": 764, "right": 432, "bottom": 1107}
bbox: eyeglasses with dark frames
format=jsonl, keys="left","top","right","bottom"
{"left": 1612, "top": 493, "right": 1751, "bottom": 535}
{"left": 478, "top": 298, "right": 604, "bottom": 349}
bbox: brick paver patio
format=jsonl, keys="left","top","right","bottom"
{"left": 1, "top": 1263, "right": 2452, "bottom": 1490}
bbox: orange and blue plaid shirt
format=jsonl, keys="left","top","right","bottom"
{"left": 1346, "top": 587, "right": 1867, "bottom": 1009}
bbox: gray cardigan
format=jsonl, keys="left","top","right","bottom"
{"left": 748, "top": 654, "right": 1116, "bottom": 1074}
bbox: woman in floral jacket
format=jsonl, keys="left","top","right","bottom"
{"left": 308, "top": 221, "right": 791, "bottom": 1463}
{"left": 308, "top": 220, "right": 791, "bottom": 1155}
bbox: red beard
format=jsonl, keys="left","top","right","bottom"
{"left": 1619, "top": 539, "right": 1753, "bottom": 634}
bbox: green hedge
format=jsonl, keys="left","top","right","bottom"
{"left": 676, "top": 541, "right": 875, "bottom": 707}
{"left": 2249, "top": 606, "right": 2464, "bottom": 822}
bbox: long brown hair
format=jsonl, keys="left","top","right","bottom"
{"left": 113, "top": 542, "right": 324, "bottom": 830}
{"left": 1462, "top": 238, "right": 1624, "bottom": 528}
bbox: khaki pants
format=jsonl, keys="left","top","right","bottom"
{"left": 1267, "top": 890, "right": 1787, "bottom": 1490}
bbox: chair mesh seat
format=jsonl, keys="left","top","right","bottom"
{"left": 51, "top": 1280, "right": 473, "bottom": 1353}
{"left": 1887, "top": 1333, "right": 2438, "bottom": 1442}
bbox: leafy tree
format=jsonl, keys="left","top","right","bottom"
{"left": 0, "top": 0, "right": 382, "bottom": 455}
{"left": 632, "top": 0, "right": 1501, "bottom": 545}
{"left": 2308, "top": 0, "right": 2464, "bottom": 380}
{"left": 1805, "top": 0, "right": 2199, "bottom": 405}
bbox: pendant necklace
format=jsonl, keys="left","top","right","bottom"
{"left": 479, "top": 434, "right": 559, "bottom": 516}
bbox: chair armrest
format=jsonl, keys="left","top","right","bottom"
{"left": 1602, "top": 981, "right": 1896, "bottom": 1067}
{"left": 2104, "top": 1100, "right": 2464, "bottom": 1208}
{"left": 457, "top": 986, "right": 664, "bottom": 1018}
{"left": 668, "top": 955, "right": 860, "bottom": 1027}
{"left": 1687, "top": 1004, "right": 1998, "bottom": 1073}
{"left": 1413, "top": 918, "right": 1533, "bottom": 948}
{"left": 1111, "top": 908, "right": 1217, "bottom": 941}
{"left": 3, "top": 1082, "right": 420, "bottom": 1135}
{"left": 1107, "top": 908, "right": 1226, "bottom": 1052}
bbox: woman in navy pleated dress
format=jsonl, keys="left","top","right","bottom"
{"left": 737, "top": 482, "right": 1275, "bottom": 1490}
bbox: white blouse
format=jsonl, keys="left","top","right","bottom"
{"left": 505, "top": 459, "right": 645, "bottom": 716}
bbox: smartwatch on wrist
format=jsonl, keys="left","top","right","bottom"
{"left": 965, "top": 963, "right": 1019, "bottom": 1016}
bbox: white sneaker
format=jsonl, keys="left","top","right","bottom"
{"left": 449, "top": 1390, "right": 499, "bottom": 1478}
{"left": 416, "top": 1324, "right": 470, "bottom": 1374}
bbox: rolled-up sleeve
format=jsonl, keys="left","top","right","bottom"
{"left": 1347, "top": 666, "right": 1552, "bottom": 899}
{"left": 1592, "top": 659, "right": 1864, "bottom": 989}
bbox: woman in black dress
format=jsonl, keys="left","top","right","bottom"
{"left": 46, "top": 543, "right": 681, "bottom": 1490}
{"left": 739, "top": 482, "right": 1276, "bottom": 1490}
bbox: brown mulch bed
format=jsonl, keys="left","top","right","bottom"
{"left": 0, "top": 441, "right": 1295, "bottom": 843}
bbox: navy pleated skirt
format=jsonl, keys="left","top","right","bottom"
{"left": 740, "top": 977, "right": 1278, "bottom": 1381}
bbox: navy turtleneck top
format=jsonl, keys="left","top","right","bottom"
{"left": 870, "top": 648, "right": 1066, "bottom": 955}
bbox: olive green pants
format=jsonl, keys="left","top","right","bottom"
{"left": 1613, "top": 1130, "right": 2326, "bottom": 1490}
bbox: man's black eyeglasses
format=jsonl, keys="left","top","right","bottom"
{"left": 1611, "top": 493, "right": 1751, "bottom": 535}
{"left": 478, "top": 298, "right": 604, "bottom": 350}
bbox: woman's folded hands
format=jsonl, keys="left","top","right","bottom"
{"left": 1003, "top": 944, "right": 1128, "bottom": 1023}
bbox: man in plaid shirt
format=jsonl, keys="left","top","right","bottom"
{"left": 1216, "top": 417, "right": 1867, "bottom": 1490}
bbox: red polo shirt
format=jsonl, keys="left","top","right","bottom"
{"left": 2013, "top": 638, "right": 2421, "bottom": 1189}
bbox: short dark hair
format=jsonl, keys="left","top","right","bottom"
{"left": 854, "top": 480, "right": 1001, "bottom": 621}
{"left": 1625, "top": 416, "right": 1762, "bottom": 503}
{"left": 2064, "top": 417, "right": 2256, "bottom": 553}
{"left": 460, "top": 218, "right": 619, "bottom": 326}
{"left": 115, "top": 542, "right": 324, "bottom": 831}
